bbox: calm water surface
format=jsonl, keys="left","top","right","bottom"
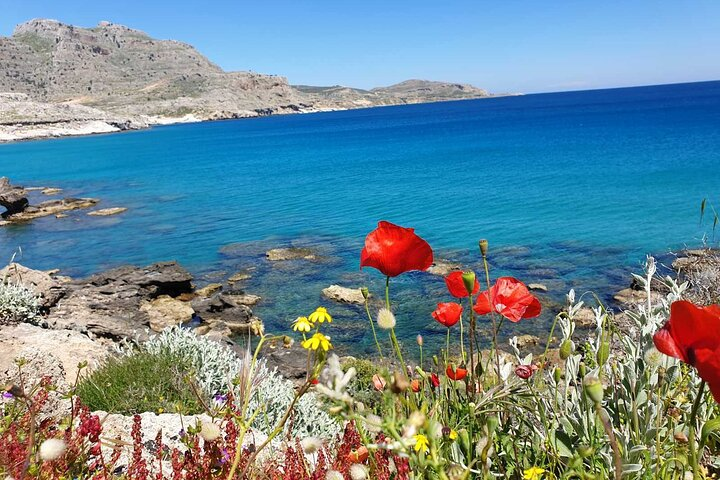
{"left": 1, "top": 81, "right": 719, "bottom": 355}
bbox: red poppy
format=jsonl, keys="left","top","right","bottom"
{"left": 654, "top": 301, "right": 720, "bottom": 402}
{"left": 446, "top": 364, "right": 468, "bottom": 381}
{"left": 360, "top": 221, "right": 433, "bottom": 277}
{"left": 473, "top": 277, "right": 541, "bottom": 322}
{"left": 310, "top": 377, "right": 319, "bottom": 385}
{"left": 410, "top": 379, "right": 422, "bottom": 392}
{"left": 348, "top": 446, "right": 369, "bottom": 463}
{"left": 514, "top": 364, "right": 537, "bottom": 380}
{"left": 430, "top": 373, "right": 440, "bottom": 388}
{"left": 432, "top": 302, "right": 463, "bottom": 327}
{"left": 445, "top": 271, "right": 479, "bottom": 298}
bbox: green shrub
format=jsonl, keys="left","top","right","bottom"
{"left": 76, "top": 351, "right": 203, "bottom": 415}
{"left": 0, "top": 281, "right": 40, "bottom": 324}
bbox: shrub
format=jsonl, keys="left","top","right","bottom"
{"left": 0, "top": 281, "right": 40, "bottom": 324}
{"left": 75, "top": 350, "right": 203, "bottom": 415}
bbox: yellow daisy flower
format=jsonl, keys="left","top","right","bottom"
{"left": 413, "top": 434, "right": 429, "bottom": 454}
{"left": 302, "top": 332, "right": 332, "bottom": 351}
{"left": 309, "top": 307, "right": 332, "bottom": 323}
{"left": 523, "top": 466, "right": 546, "bottom": 480}
{"left": 448, "top": 429, "right": 458, "bottom": 440}
{"left": 292, "top": 316, "right": 313, "bottom": 332}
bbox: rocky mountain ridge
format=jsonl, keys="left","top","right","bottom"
{"left": 0, "top": 18, "right": 498, "bottom": 141}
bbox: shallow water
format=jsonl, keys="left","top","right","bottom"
{"left": 1, "top": 81, "right": 719, "bottom": 356}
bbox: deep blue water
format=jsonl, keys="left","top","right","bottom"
{"left": 1, "top": 81, "right": 719, "bottom": 356}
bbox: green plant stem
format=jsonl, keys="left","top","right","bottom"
{"left": 385, "top": 276, "right": 391, "bottom": 310}
{"left": 466, "top": 295, "right": 476, "bottom": 395}
{"left": 596, "top": 403, "right": 622, "bottom": 480}
{"left": 689, "top": 380, "right": 706, "bottom": 479}
{"left": 364, "top": 297, "right": 384, "bottom": 360}
{"left": 480, "top": 254, "right": 501, "bottom": 380}
{"left": 390, "top": 328, "right": 409, "bottom": 379}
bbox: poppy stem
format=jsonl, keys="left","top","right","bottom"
{"left": 689, "top": 380, "right": 706, "bottom": 479}
{"left": 480, "top": 250, "right": 501, "bottom": 380}
{"left": 364, "top": 297, "right": 384, "bottom": 360}
{"left": 385, "top": 276, "right": 409, "bottom": 379}
{"left": 467, "top": 295, "right": 476, "bottom": 395}
{"left": 385, "top": 275, "right": 391, "bottom": 310}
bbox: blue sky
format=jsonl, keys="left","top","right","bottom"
{"left": 1, "top": 0, "right": 718, "bottom": 93}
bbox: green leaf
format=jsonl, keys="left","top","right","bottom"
{"left": 700, "top": 417, "right": 720, "bottom": 450}
{"left": 701, "top": 198, "right": 707, "bottom": 223}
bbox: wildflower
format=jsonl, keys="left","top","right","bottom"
{"left": 515, "top": 364, "right": 536, "bottom": 380}
{"left": 644, "top": 346, "right": 663, "bottom": 367}
{"left": 377, "top": 308, "right": 396, "bottom": 329}
{"left": 347, "top": 445, "right": 369, "bottom": 463}
{"left": 360, "top": 221, "right": 433, "bottom": 277}
{"left": 309, "top": 307, "right": 332, "bottom": 323}
{"left": 445, "top": 271, "right": 479, "bottom": 298}
{"left": 474, "top": 277, "right": 541, "bottom": 322}
{"left": 349, "top": 463, "right": 369, "bottom": 480}
{"left": 301, "top": 436, "right": 323, "bottom": 454}
{"left": 523, "top": 466, "right": 546, "bottom": 480}
{"left": 410, "top": 379, "right": 421, "bottom": 392}
{"left": 448, "top": 429, "right": 458, "bottom": 440}
{"left": 213, "top": 393, "right": 228, "bottom": 405}
{"left": 292, "top": 316, "right": 313, "bottom": 332}
{"left": 372, "top": 374, "right": 387, "bottom": 391}
{"left": 446, "top": 364, "right": 468, "bottom": 381}
{"left": 364, "top": 414, "right": 382, "bottom": 433}
{"left": 326, "top": 471, "right": 344, "bottom": 480}
{"left": 653, "top": 301, "right": 720, "bottom": 401}
{"left": 198, "top": 421, "right": 221, "bottom": 442}
{"left": 413, "top": 434, "right": 430, "bottom": 453}
{"left": 302, "top": 332, "right": 332, "bottom": 351}
{"left": 430, "top": 373, "right": 440, "bottom": 388}
{"left": 432, "top": 302, "right": 463, "bottom": 327}
{"left": 416, "top": 334, "right": 423, "bottom": 346}
{"left": 39, "top": 438, "right": 66, "bottom": 461}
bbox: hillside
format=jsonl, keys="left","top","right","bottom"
{"left": 0, "top": 19, "right": 497, "bottom": 140}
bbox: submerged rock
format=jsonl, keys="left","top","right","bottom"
{"left": 322, "top": 284, "right": 365, "bottom": 304}
{"left": 87, "top": 207, "right": 127, "bottom": 216}
{"left": 528, "top": 283, "right": 548, "bottom": 292}
{"left": 427, "top": 260, "right": 462, "bottom": 277}
{"left": 266, "top": 247, "right": 317, "bottom": 261}
{"left": 41, "top": 187, "right": 63, "bottom": 195}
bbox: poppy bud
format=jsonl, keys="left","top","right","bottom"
{"left": 577, "top": 445, "right": 594, "bottom": 457}
{"left": 430, "top": 373, "right": 440, "bottom": 388}
{"left": 486, "top": 415, "right": 499, "bottom": 434}
{"left": 432, "top": 355, "right": 439, "bottom": 366}
{"left": 416, "top": 334, "right": 423, "bottom": 347}
{"left": 390, "top": 370, "right": 409, "bottom": 393}
{"left": 461, "top": 271, "right": 477, "bottom": 296}
{"left": 559, "top": 339, "right": 573, "bottom": 359}
{"left": 583, "top": 375, "right": 604, "bottom": 404}
{"left": 674, "top": 431, "right": 688, "bottom": 443}
{"left": 596, "top": 341, "right": 610, "bottom": 366}
{"left": 360, "top": 287, "right": 370, "bottom": 300}
{"left": 475, "top": 360, "right": 484, "bottom": 378}
{"left": 479, "top": 239, "right": 489, "bottom": 257}
{"left": 458, "top": 429, "right": 471, "bottom": 456}
{"left": 579, "top": 362, "right": 587, "bottom": 377}
{"left": 553, "top": 367, "right": 562, "bottom": 384}
{"left": 410, "top": 379, "right": 421, "bottom": 392}
{"left": 372, "top": 374, "right": 386, "bottom": 391}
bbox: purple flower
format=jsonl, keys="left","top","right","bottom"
{"left": 2, "top": 392, "right": 13, "bottom": 399}
{"left": 213, "top": 393, "right": 228, "bottom": 405}
{"left": 220, "top": 448, "right": 230, "bottom": 464}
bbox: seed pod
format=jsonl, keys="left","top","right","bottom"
{"left": 559, "top": 339, "right": 573, "bottom": 359}
{"left": 596, "top": 341, "right": 610, "bottom": 366}
{"left": 479, "top": 239, "right": 489, "bottom": 257}
{"left": 553, "top": 367, "right": 562, "bottom": 384}
{"left": 583, "top": 375, "right": 604, "bottom": 404}
{"left": 461, "top": 271, "right": 477, "bottom": 296}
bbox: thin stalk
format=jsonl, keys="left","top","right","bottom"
{"left": 481, "top": 253, "right": 501, "bottom": 379}
{"left": 596, "top": 404, "right": 622, "bottom": 480}
{"left": 364, "top": 297, "right": 384, "bottom": 360}
{"left": 689, "top": 380, "right": 706, "bottom": 479}
{"left": 467, "top": 295, "right": 476, "bottom": 395}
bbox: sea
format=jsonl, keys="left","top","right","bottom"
{"left": 1, "top": 80, "right": 719, "bottom": 357}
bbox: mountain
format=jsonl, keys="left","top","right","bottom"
{"left": 0, "top": 19, "right": 498, "bottom": 141}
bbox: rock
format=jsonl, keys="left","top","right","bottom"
{"left": 516, "top": 334, "right": 540, "bottom": 349}
{"left": 195, "top": 283, "right": 223, "bottom": 298}
{"left": 613, "top": 287, "right": 662, "bottom": 306}
{"left": 228, "top": 271, "right": 252, "bottom": 283}
{"left": 262, "top": 343, "right": 310, "bottom": 384}
{"left": 322, "top": 284, "right": 365, "bottom": 304}
{"left": 266, "top": 247, "right": 317, "bottom": 261}
{"left": 0, "top": 322, "right": 109, "bottom": 385}
{"left": 573, "top": 307, "right": 597, "bottom": 328}
{"left": 427, "top": 260, "right": 462, "bottom": 277}
{"left": 141, "top": 295, "right": 194, "bottom": 332}
{"left": 55, "top": 213, "right": 68, "bottom": 218}
{"left": 192, "top": 293, "right": 254, "bottom": 325}
{"left": 45, "top": 262, "right": 194, "bottom": 340}
{"left": 225, "top": 293, "right": 261, "bottom": 306}
{"left": 41, "top": 187, "right": 63, "bottom": 195}
{"left": 0, "top": 262, "right": 67, "bottom": 308}
{"left": 0, "top": 177, "right": 29, "bottom": 217}
{"left": 2, "top": 197, "right": 99, "bottom": 222}
{"left": 528, "top": 283, "right": 548, "bottom": 292}
{"left": 194, "top": 325, "right": 212, "bottom": 335}
{"left": 87, "top": 207, "right": 127, "bottom": 216}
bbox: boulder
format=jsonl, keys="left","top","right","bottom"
{"left": 192, "top": 293, "right": 254, "bottom": 325}
{"left": 41, "top": 187, "right": 63, "bottom": 195}
{"left": 613, "top": 287, "right": 662, "bottom": 306}
{"left": 141, "top": 295, "right": 194, "bottom": 332}
{"left": 225, "top": 293, "right": 262, "bottom": 306}
{"left": 87, "top": 207, "right": 127, "bottom": 216}
{"left": 3, "top": 197, "right": 99, "bottom": 222}
{"left": 86, "top": 262, "right": 193, "bottom": 298}
{"left": 516, "top": 334, "right": 540, "bottom": 349}
{"left": 322, "top": 284, "right": 365, "bottom": 304}
{"left": 0, "top": 177, "right": 29, "bottom": 217}
{"left": 228, "top": 271, "right": 252, "bottom": 283}
{"left": 195, "top": 283, "right": 223, "bottom": 298}
{"left": 528, "top": 283, "right": 548, "bottom": 292}
{"left": 427, "top": 260, "right": 462, "bottom": 277}
{"left": 0, "top": 262, "right": 67, "bottom": 308}
{"left": 266, "top": 247, "right": 317, "bottom": 261}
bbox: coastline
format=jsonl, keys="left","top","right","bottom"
{"left": 0, "top": 94, "right": 516, "bottom": 145}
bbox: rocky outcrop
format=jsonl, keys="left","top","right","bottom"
{"left": 322, "top": 284, "right": 365, "bottom": 304}
{"left": 266, "top": 247, "right": 318, "bottom": 261}
{"left": 1, "top": 197, "right": 99, "bottom": 223}
{"left": 87, "top": 207, "right": 127, "bottom": 216}
{"left": 0, "top": 177, "right": 29, "bottom": 217}
{"left": 0, "top": 262, "right": 67, "bottom": 308}
{"left": 141, "top": 295, "right": 194, "bottom": 332}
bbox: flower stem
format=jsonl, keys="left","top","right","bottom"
{"left": 481, "top": 252, "right": 501, "bottom": 380}
{"left": 467, "top": 295, "right": 476, "bottom": 395}
{"left": 364, "top": 297, "right": 384, "bottom": 360}
{"left": 689, "top": 380, "right": 706, "bottom": 479}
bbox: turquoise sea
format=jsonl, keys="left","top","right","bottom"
{"left": 1, "top": 80, "right": 719, "bottom": 356}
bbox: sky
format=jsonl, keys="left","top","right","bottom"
{"left": 1, "top": 0, "right": 718, "bottom": 94}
